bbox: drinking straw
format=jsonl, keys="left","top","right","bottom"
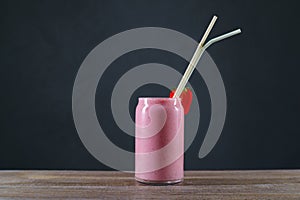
{"left": 199, "top": 16, "right": 218, "bottom": 50}
{"left": 173, "top": 28, "right": 242, "bottom": 98}
{"left": 173, "top": 16, "right": 218, "bottom": 98}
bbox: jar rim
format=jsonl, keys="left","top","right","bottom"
{"left": 138, "top": 97, "right": 181, "bottom": 100}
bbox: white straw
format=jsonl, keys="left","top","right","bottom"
{"left": 174, "top": 16, "right": 217, "bottom": 98}
{"left": 173, "top": 28, "right": 242, "bottom": 98}
{"left": 199, "top": 16, "right": 218, "bottom": 47}
{"left": 203, "top": 29, "right": 241, "bottom": 49}
{"left": 173, "top": 16, "right": 217, "bottom": 98}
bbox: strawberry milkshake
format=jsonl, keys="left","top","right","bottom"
{"left": 135, "top": 97, "right": 184, "bottom": 184}
{"left": 134, "top": 16, "right": 241, "bottom": 184}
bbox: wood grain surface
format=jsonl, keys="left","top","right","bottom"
{"left": 0, "top": 170, "right": 299, "bottom": 199}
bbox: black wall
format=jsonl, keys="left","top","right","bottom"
{"left": 0, "top": 0, "right": 299, "bottom": 170}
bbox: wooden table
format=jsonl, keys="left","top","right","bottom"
{"left": 0, "top": 170, "right": 299, "bottom": 199}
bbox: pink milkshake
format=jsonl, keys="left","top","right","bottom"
{"left": 134, "top": 17, "right": 241, "bottom": 185}
{"left": 135, "top": 97, "right": 184, "bottom": 184}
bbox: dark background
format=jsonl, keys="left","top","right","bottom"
{"left": 0, "top": 0, "right": 299, "bottom": 170}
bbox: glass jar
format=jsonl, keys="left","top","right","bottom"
{"left": 135, "top": 97, "right": 184, "bottom": 184}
